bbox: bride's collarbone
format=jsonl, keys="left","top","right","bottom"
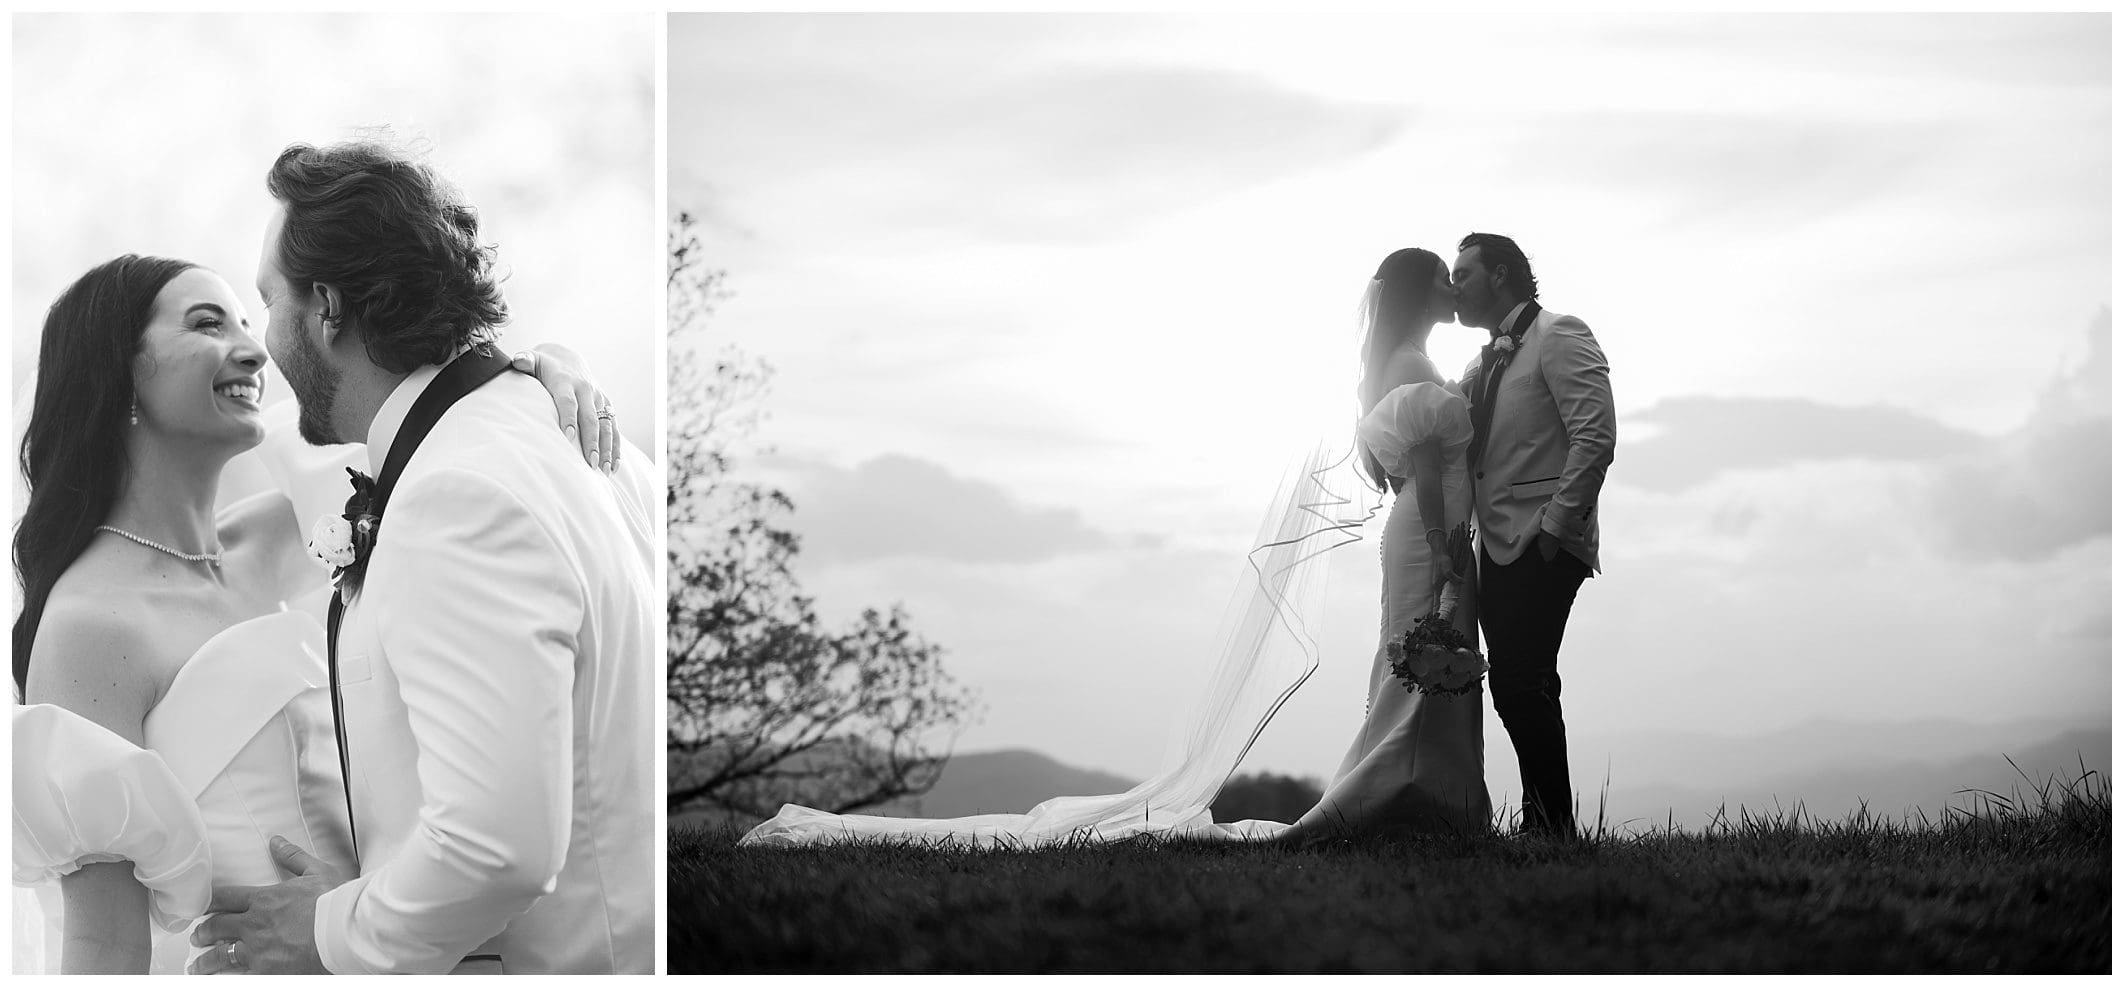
{"left": 47, "top": 546, "right": 284, "bottom": 658}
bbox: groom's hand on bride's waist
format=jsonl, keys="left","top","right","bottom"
{"left": 188, "top": 836, "right": 347, "bottom": 974}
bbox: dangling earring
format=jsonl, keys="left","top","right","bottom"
{"left": 129, "top": 398, "right": 140, "bottom": 427}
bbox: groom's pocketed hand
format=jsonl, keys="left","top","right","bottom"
{"left": 1536, "top": 528, "right": 1563, "bottom": 562}
{"left": 187, "top": 836, "right": 347, "bottom": 975}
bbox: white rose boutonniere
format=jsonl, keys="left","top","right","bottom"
{"left": 311, "top": 467, "right": 382, "bottom": 596}
{"left": 309, "top": 516, "right": 357, "bottom": 569}
{"left": 1490, "top": 335, "right": 1518, "bottom": 355}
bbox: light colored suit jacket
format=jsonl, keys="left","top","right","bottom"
{"left": 313, "top": 365, "right": 657, "bottom": 974}
{"left": 1460, "top": 303, "right": 1616, "bottom": 571}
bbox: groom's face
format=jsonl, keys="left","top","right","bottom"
{"left": 257, "top": 206, "right": 346, "bottom": 446}
{"left": 1450, "top": 246, "right": 1497, "bottom": 329}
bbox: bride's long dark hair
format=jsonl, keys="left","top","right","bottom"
{"left": 14, "top": 254, "right": 198, "bottom": 695}
{"left": 1358, "top": 247, "right": 1446, "bottom": 491}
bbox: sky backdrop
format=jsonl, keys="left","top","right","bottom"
{"left": 13, "top": 13, "right": 659, "bottom": 465}
{"left": 672, "top": 13, "right": 2110, "bottom": 810}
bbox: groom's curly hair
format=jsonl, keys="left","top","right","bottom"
{"left": 266, "top": 138, "right": 508, "bottom": 373}
{"left": 1459, "top": 232, "right": 1539, "bottom": 304}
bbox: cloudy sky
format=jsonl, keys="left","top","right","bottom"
{"left": 13, "top": 14, "right": 658, "bottom": 466}
{"left": 672, "top": 14, "right": 2110, "bottom": 800}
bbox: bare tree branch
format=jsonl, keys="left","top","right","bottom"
{"left": 665, "top": 211, "right": 979, "bottom": 820}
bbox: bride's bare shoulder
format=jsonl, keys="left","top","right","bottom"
{"left": 24, "top": 560, "right": 170, "bottom": 741}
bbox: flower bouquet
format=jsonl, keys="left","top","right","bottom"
{"left": 1386, "top": 580, "right": 1488, "bottom": 697}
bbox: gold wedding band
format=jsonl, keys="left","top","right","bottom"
{"left": 226, "top": 941, "right": 239, "bottom": 968}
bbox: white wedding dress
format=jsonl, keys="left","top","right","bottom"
{"left": 13, "top": 612, "right": 356, "bottom": 975}
{"left": 12, "top": 402, "right": 360, "bottom": 975}
{"left": 740, "top": 369, "right": 1488, "bottom": 847}
{"left": 1282, "top": 378, "right": 1489, "bottom": 837}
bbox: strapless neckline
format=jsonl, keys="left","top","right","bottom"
{"left": 156, "top": 609, "right": 327, "bottom": 704}
{"left": 144, "top": 609, "right": 330, "bottom": 799}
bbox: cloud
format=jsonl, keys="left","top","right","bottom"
{"left": 670, "top": 16, "right": 1405, "bottom": 246}
{"left": 1617, "top": 396, "right": 1984, "bottom": 492}
{"left": 845, "top": 67, "right": 1403, "bottom": 244}
{"left": 773, "top": 453, "right": 1112, "bottom": 564}
{"left": 1597, "top": 13, "right": 2109, "bottom": 90}
{"left": 1612, "top": 309, "right": 2108, "bottom": 564}
{"left": 1926, "top": 309, "right": 2110, "bottom": 561}
{"left": 1481, "top": 111, "right": 1962, "bottom": 234}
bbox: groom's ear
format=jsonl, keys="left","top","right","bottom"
{"left": 310, "top": 282, "right": 349, "bottom": 347}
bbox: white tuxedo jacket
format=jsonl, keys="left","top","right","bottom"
{"left": 1460, "top": 303, "right": 1617, "bottom": 571}
{"left": 313, "top": 365, "right": 657, "bottom": 974}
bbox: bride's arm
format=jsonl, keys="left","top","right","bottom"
{"left": 58, "top": 864, "right": 152, "bottom": 974}
{"left": 1408, "top": 441, "right": 1456, "bottom": 581}
{"left": 27, "top": 605, "right": 159, "bottom": 975}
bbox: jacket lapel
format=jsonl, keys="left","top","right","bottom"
{"left": 1467, "top": 303, "right": 1541, "bottom": 470}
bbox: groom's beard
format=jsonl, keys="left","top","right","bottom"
{"left": 285, "top": 325, "right": 345, "bottom": 446}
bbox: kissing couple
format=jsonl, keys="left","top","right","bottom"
{"left": 742, "top": 232, "right": 1615, "bottom": 846}
{"left": 14, "top": 139, "right": 657, "bottom": 973}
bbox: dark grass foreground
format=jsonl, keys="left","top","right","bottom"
{"left": 670, "top": 772, "right": 2110, "bottom": 974}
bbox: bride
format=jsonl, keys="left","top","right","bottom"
{"left": 12, "top": 255, "right": 619, "bottom": 974}
{"left": 1279, "top": 247, "right": 1489, "bottom": 839}
{"left": 741, "top": 247, "right": 1489, "bottom": 846}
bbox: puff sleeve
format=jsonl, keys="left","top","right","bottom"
{"left": 13, "top": 704, "right": 212, "bottom": 932}
{"left": 1356, "top": 381, "right": 1473, "bottom": 479}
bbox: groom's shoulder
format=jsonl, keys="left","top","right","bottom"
{"left": 389, "top": 376, "right": 581, "bottom": 495}
{"left": 1542, "top": 308, "right": 1591, "bottom": 333}
{"left": 1536, "top": 308, "right": 1602, "bottom": 350}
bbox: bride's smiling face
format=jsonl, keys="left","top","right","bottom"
{"left": 130, "top": 268, "right": 268, "bottom": 451}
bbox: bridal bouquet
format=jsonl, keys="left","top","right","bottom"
{"left": 1386, "top": 582, "right": 1488, "bottom": 697}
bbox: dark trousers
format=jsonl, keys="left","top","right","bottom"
{"left": 1478, "top": 543, "right": 1590, "bottom": 837}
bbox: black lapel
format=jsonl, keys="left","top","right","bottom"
{"left": 1466, "top": 303, "right": 1541, "bottom": 471}
{"left": 326, "top": 345, "right": 513, "bottom": 866}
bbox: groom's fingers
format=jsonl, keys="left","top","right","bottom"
{"left": 202, "top": 884, "right": 258, "bottom": 920}
{"left": 191, "top": 907, "right": 248, "bottom": 947}
{"left": 270, "top": 835, "right": 326, "bottom": 878}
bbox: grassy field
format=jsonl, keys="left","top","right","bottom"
{"left": 669, "top": 773, "right": 2109, "bottom": 974}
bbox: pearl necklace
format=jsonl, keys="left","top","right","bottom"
{"left": 96, "top": 525, "right": 223, "bottom": 566}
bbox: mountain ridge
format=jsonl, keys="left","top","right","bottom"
{"left": 894, "top": 717, "right": 2109, "bottom": 825}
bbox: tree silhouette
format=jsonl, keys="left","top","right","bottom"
{"left": 665, "top": 212, "right": 977, "bottom": 819}
{"left": 1210, "top": 772, "right": 1327, "bottom": 825}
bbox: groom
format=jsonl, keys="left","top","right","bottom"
{"left": 189, "top": 140, "right": 657, "bottom": 973}
{"left": 1452, "top": 233, "right": 1615, "bottom": 840}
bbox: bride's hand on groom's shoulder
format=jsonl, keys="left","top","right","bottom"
{"left": 514, "top": 344, "right": 622, "bottom": 473}
{"left": 187, "top": 836, "right": 347, "bottom": 975}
